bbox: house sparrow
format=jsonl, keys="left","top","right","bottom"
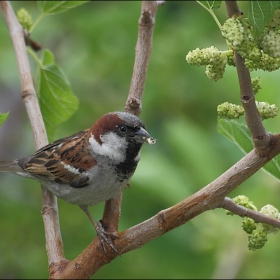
{"left": 0, "top": 111, "right": 155, "bottom": 253}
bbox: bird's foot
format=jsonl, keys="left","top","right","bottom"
{"left": 95, "top": 220, "right": 120, "bottom": 255}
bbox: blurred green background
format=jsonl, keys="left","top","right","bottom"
{"left": 1, "top": 1, "right": 280, "bottom": 279}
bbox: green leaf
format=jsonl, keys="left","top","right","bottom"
{"left": 217, "top": 118, "right": 280, "bottom": 181}
{"left": 263, "top": 156, "right": 280, "bottom": 181}
{"left": 198, "top": 1, "right": 222, "bottom": 10}
{"left": 37, "top": 1, "right": 89, "bottom": 15}
{"left": 36, "top": 49, "right": 79, "bottom": 141}
{"left": 217, "top": 118, "right": 253, "bottom": 154}
{"left": 0, "top": 112, "right": 9, "bottom": 126}
{"left": 41, "top": 49, "right": 54, "bottom": 65}
{"left": 248, "top": 1, "right": 280, "bottom": 39}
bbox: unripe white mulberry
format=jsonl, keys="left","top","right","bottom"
{"left": 256, "top": 101, "right": 279, "bottom": 120}
{"left": 17, "top": 8, "right": 32, "bottom": 32}
{"left": 248, "top": 227, "right": 268, "bottom": 251}
{"left": 259, "top": 10, "right": 280, "bottom": 58}
{"left": 221, "top": 17, "right": 261, "bottom": 61}
{"left": 260, "top": 204, "right": 280, "bottom": 234}
{"left": 251, "top": 77, "right": 261, "bottom": 94}
{"left": 217, "top": 102, "right": 244, "bottom": 118}
{"left": 260, "top": 29, "right": 280, "bottom": 58}
{"left": 186, "top": 47, "right": 228, "bottom": 81}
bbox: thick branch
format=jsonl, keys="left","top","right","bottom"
{"left": 225, "top": 1, "right": 270, "bottom": 150}
{"left": 221, "top": 197, "right": 280, "bottom": 228}
{"left": 117, "top": 145, "right": 280, "bottom": 251}
{"left": 0, "top": 1, "right": 64, "bottom": 266}
{"left": 52, "top": 136, "right": 280, "bottom": 278}
{"left": 125, "top": 1, "right": 159, "bottom": 116}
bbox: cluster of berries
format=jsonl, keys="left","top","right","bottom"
{"left": 17, "top": 8, "right": 32, "bottom": 32}
{"left": 186, "top": 46, "right": 228, "bottom": 81}
{"left": 186, "top": 10, "right": 280, "bottom": 80}
{"left": 221, "top": 17, "right": 261, "bottom": 62}
{"left": 226, "top": 195, "right": 280, "bottom": 250}
{"left": 259, "top": 10, "right": 280, "bottom": 58}
{"left": 217, "top": 101, "right": 278, "bottom": 120}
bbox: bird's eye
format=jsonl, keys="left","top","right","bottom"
{"left": 119, "top": 125, "right": 128, "bottom": 134}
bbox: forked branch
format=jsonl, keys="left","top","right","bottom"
{"left": 51, "top": 139, "right": 280, "bottom": 278}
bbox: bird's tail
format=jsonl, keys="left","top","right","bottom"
{"left": 0, "top": 160, "right": 22, "bottom": 173}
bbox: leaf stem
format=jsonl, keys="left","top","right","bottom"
{"left": 29, "top": 12, "right": 45, "bottom": 33}
{"left": 196, "top": 1, "right": 222, "bottom": 30}
{"left": 27, "top": 47, "right": 41, "bottom": 66}
{"left": 221, "top": 49, "right": 233, "bottom": 55}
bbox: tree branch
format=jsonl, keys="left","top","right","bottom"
{"left": 0, "top": 0, "right": 64, "bottom": 266}
{"left": 234, "top": 53, "right": 270, "bottom": 149}
{"left": 102, "top": 192, "right": 123, "bottom": 233}
{"left": 51, "top": 136, "right": 280, "bottom": 278}
{"left": 100, "top": 0, "right": 160, "bottom": 249}
{"left": 224, "top": 0, "right": 241, "bottom": 18}
{"left": 125, "top": 1, "right": 159, "bottom": 116}
{"left": 225, "top": 1, "right": 270, "bottom": 150}
{"left": 220, "top": 197, "right": 280, "bottom": 228}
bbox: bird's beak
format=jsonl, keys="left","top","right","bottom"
{"left": 133, "top": 127, "right": 152, "bottom": 144}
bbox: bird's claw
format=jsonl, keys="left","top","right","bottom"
{"left": 96, "top": 220, "right": 120, "bottom": 255}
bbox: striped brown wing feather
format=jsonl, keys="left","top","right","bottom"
{"left": 20, "top": 130, "right": 96, "bottom": 185}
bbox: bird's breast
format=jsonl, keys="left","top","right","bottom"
{"left": 41, "top": 165, "right": 131, "bottom": 206}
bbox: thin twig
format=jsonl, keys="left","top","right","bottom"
{"left": 125, "top": 1, "right": 159, "bottom": 116}
{"left": 220, "top": 197, "right": 280, "bottom": 228}
{"left": 225, "top": 1, "right": 270, "bottom": 150}
{"left": 0, "top": 0, "right": 64, "bottom": 266}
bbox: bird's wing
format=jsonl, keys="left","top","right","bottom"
{"left": 19, "top": 129, "right": 96, "bottom": 187}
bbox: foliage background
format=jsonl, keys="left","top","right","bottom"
{"left": 0, "top": 1, "right": 280, "bottom": 278}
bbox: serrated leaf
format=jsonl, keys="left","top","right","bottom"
{"left": 36, "top": 49, "right": 79, "bottom": 141}
{"left": 0, "top": 112, "right": 9, "bottom": 126}
{"left": 37, "top": 1, "right": 89, "bottom": 15}
{"left": 248, "top": 1, "right": 280, "bottom": 39}
{"left": 218, "top": 118, "right": 280, "bottom": 181}
{"left": 198, "top": 1, "right": 222, "bottom": 10}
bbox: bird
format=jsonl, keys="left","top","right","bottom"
{"left": 0, "top": 111, "right": 156, "bottom": 253}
